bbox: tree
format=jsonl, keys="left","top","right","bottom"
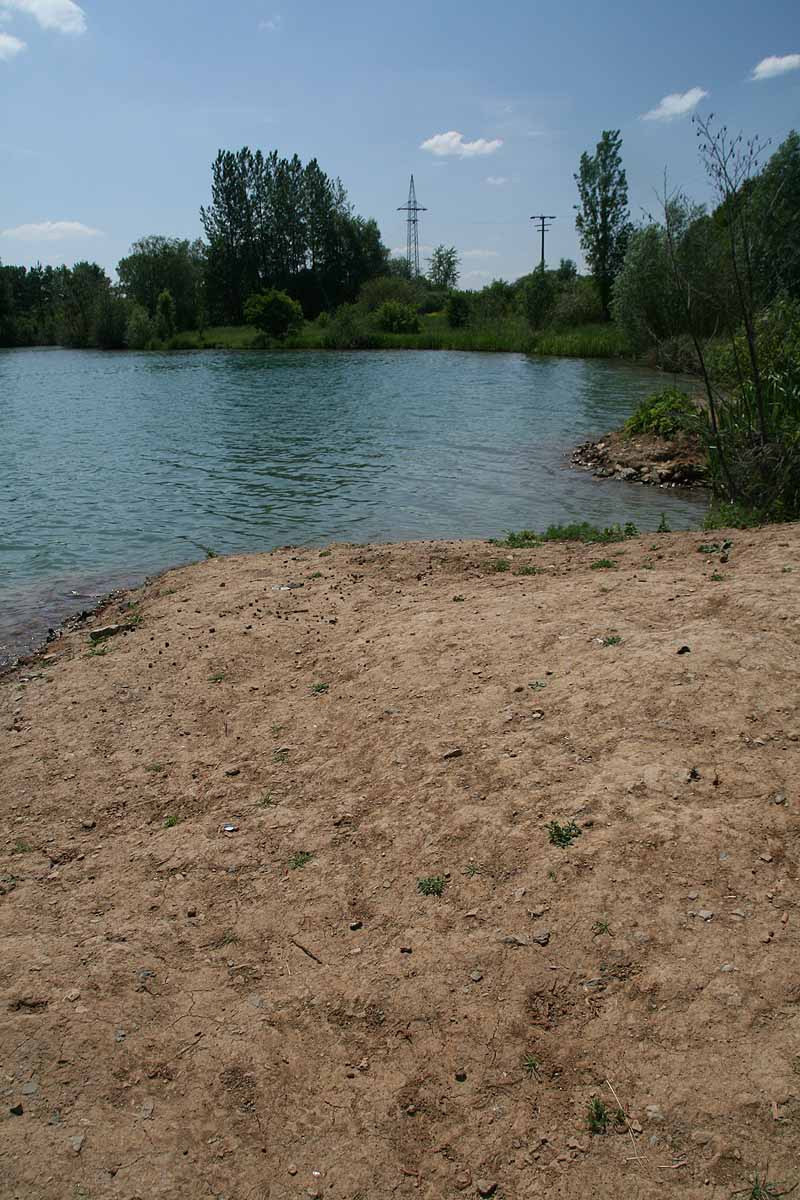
{"left": 243, "top": 289, "right": 303, "bottom": 339}
{"left": 520, "top": 270, "right": 556, "bottom": 328}
{"left": 446, "top": 292, "right": 470, "bottom": 328}
{"left": 155, "top": 289, "right": 176, "bottom": 340}
{"left": 556, "top": 258, "right": 578, "bottom": 283}
{"left": 92, "top": 290, "right": 129, "bottom": 349}
{"left": 426, "top": 245, "right": 460, "bottom": 290}
{"left": 117, "top": 236, "right": 205, "bottom": 330}
{"left": 59, "top": 262, "right": 111, "bottom": 348}
{"left": 574, "top": 130, "right": 631, "bottom": 319}
{"left": 125, "top": 304, "right": 153, "bottom": 350}
{"left": 374, "top": 300, "right": 419, "bottom": 333}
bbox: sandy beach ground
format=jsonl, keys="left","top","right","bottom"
{"left": 2, "top": 528, "right": 799, "bottom": 1199}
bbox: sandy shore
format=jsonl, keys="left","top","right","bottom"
{"left": 2, "top": 529, "right": 799, "bottom": 1199}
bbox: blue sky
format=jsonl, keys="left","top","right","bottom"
{"left": 1, "top": 0, "right": 798, "bottom": 284}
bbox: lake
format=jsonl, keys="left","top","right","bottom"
{"left": 0, "top": 347, "right": 708, "bottom": 664}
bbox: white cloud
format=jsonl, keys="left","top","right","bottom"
{"left": 1, "top": 219, "right": 104, "bottom": 240}
{"left": 420, "top": 130, "right": 503, "bottom": 158}
{"left": 485, "top": 175, "right": 509, "bottom": 186}
{"left": 259, "top": 13, "right": 281, "bottom": 32}
{"left": 0, "top": 0, "right": 86, "bottom": 33}
{"left": 642, "top": 86, "right": 708, "bottom": 122}
{"left": 751, "top": 53, "right": 800, "bottom": 81}
{"left": 0, "top": 30, "right": 24, "bottom": 56}
{"left": 463, "top": 269, "right": 492, "bottom": 280}
{"left": 462, "top": 249, "right": 499, "bottom": 259}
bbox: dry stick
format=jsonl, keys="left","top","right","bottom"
{"left": 290, "top": 936, "right": 324, "bottom": 965}
{"left": 605, "top": 1078, "right": 645, "bottom": 1168}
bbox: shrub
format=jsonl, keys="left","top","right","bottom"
{"left": 358, "top": 276, "right": 419, "bottom": 311}
{"left": 322, "top": 304, "right": 380, "bottom": 349}
{"left": 549, "top": 278, "right": 602, "bottom": 327}
{"left": 623, "top": 388, "right": 699, "bottom": 439}
{"left": 375, "top": 300, "right": 420, "bottom": 334}
{"left": 446, "top": 293, "right": 470, "bottom": 328}
{"left": 244, "top": 289, "right": 304, "bottom": 340}
{"left": 520, "top": 271, "right": 556, "bottom": 329}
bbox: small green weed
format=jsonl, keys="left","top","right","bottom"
{"left": 529, "top": 680, "right": 547, "bottom": 691}
{"left": 514, "top": 564, "right": 544, "bottom": 576}
{"left": 145, "top": 762, "right": 166, "bottom": 774}
{"left": 541, "top": 521, "right": 638, "bottom": 544}
{"left": 271, "top": 723, "right": 283, "bottom": 737}
{"left": 783, "top": 566, "right": 794, "bottom": 573}
{"left": 485, "top": 559, "right": 511, "bottom": 573}
{"left": 591, "top": 559, "right": 617, "bottom": 570}
{"left": 698, "top": 539, "right": 733, "bottom": 554}
{"left": 87, "top": 644, "right": 109, "bottom": 658}
{"left": 289, "top": 851, "right": 313, "bottom": 870}
{"left": 657, "top": 512, "right": 671, "bottom": 533}
{"left": 601, "top": 635, "right": 622, "bottom": 647}
{"left": 162, "top": 588, "right": 177, "bottom": 596}
{"left": 209, "top": 672, "right": 226, "bottom": 683}
{"left": 205, "top": 547, "right": 219, "bottom": 559}
{"left": 319, "top": 549, "right": 332, "bottom": 557}
{"left": 497, "top": 530, "right": 540, "bottom": 549}
{"left": 256, "top": 792, "right": 277, "bottom": 808}
{"left": 12, "top": 838, "right": 32, "bottom": 854}
{"left": 623, "top": 388, "right": 697, "bottom": 439}
{"left": 309, "top": 572, "right": 323, "bottom": 579}
{"left": 522, "top": 1053, "right": 541, "bottom": 1079}
{"left": 464, "top": 863, "right": 483, "bottom": 877}
{"left": 592, "top": 918, "right": 611, "bottom": 936}
{"left": 586, "top": 1097, "right": 625, "bottom": 1135}
{"left": 547, "top": 820, "right": 582, "bottom": 848}
{"left": 273, "top": 748, "right": 289, "bottom": 763}
{"left": 547, "top": 868, "right": 558, "bottom": 881}
{"left": 732, "top": 1173, "right": 797, "bottom": 1199}
{"left": 711, "top": 572, "right": 724, "bottom": 581}
{"left": 311, "top": 682, "right": 330, "bottom": 694}
{"left": 453, "top": 594, "right": 466, "bottom": 602}
{"left": 417, "top": 875, "right": 446, "bottom": 897}
{"left": 163, "top": 815, "right": 178, "bottom": 828}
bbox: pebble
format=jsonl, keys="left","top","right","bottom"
{"left": 760, "top": 852, "right": 773, "bottom": 863}
{"left": 687, "top": 891, "right": 699, "bottom": 900}
{"left": 115, "top": 1029, "right": 126, "bottom": 1042}
{"left": 770, "top": 792, "right": 787, "bottom": 805}
{"left": 187, "top": 907, "right": 198, "bottom": 918}
{"left": 719, "top": 963, "right": 736, "bottom": 973}
{"left": 691, "top": 1130, "right": 713, "bottom": 1146}
{"left": 10, "top": 1104, "right": 23, "bottom": 1117}
{"left": 455, "top": 1174, "right": 471, "bottom": 1191}
{"left": 287, "top": 1164, "right": 298, "bottom": 1175}
{"left": 443, "top": 748, "right": 464, "bottom": 760}
{"left": 645, "top": 1105, "right": 664, "bottom": 1122}
{"left": 696, "top": 910, "right": 714, "bottom": 921}
{"left": 455, "top": 1069, "right": 467, "bottom": 1082}
{"left": 70, "top": 1134, "right": 85, "bottom": 1154}
{"left": 81, "top": 819, "right": 95, "bottom": 830}
{"left": 349, "top": 921, "right": 363, "bottom": 931}
{"left": 532, "top": 929, "right": 551, "bottom": 946}
{"left": 476, "top": 1181, "right": 498, "bottom": 1198}
{"left": 21, "top": 1081, "right": 39, "bottom": 1096}
{"left": 65, "top": 989, "right": 81, "bottom": 1002}
{"left": 470, "top": 969, "right": 483, "bottom": 983}
{"left": 141, "top": 1099, "right": 155, "bottom": 1120}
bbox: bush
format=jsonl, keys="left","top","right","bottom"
{"left": 321, "top": 304, "right": 380, "bottom": 349}
{"left": 446, "top": 293, "right": 470, "bottom": 328}
{"left": 623, "top": 388, "right": 699, "bottom": 438}
{"left": 374, "top": 300, "right": 420, "bottom": 334}
{"left": 125, "top": 304, "right": 153, "bottom": 350}
{"left": 520, "top": 271, "right": 556, "bottom": 329}
{"left": 243, "top": 289, "right": 304, "bottom": 340}
{"left": 92, "top": 292, "right": 129, "bottom": 349}
{"left": 549, "top": 278, "right": 602, "bottom": 328}
{"left": 358, "top": 276, "right": 419, "bottom": 311}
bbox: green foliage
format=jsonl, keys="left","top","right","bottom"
{"left": 575, "top": 130, "right": 631, "bottom": 319}
{"left": 374, "top": 300, "right": 420, "bottom": 333}
{"left": 125, "top": 303, "right": 153, "bottom": 350}
{"left": 244, "top": 289, "right": 303, "bottom": 339}
{"left": 310, "top": 682, "right": 329, "bottom": 694}
{"left": 358, "top": 275, "right": 419, "bottom": 311}
{"left": 289, "top": 851, "right": 313, "bottom": 870}
{"left": 623, "top": 387, "right": 698, "bottom": 438}
{"left": 549, "top": 278, "right": 602, "bottom": 327}
{"left": 426, "top": 245, "right": 460, "bottom": 290}
{"left": 155, "top": 289, "right": 176, "bottom": 341}
{"left": 601, "top": 634, "right": 622, "bottom": 646}
{"left": 530, "top": 324, "right": 629, "bottom": 358}
{"left": 446, "top": 292, "right": 470, "bottom": 328}
{"left": 522, "top": 1053, "right": 541, "bottom": 1079}
{"left": 497, "top": 530, "right": 539, "bottom": 547}
{"left": 547, "top": 820, "right": 582, "bottom": 848}
{"left": 539, "top": 521, "right": 638, "bottom": 544}
{"left": 520, "top": 269, "right": 556, "bottom": 329}
{"left": 417, "top": 875, "right": 446, "bottom": 897}
{"left": 485, "top": 558, "right": 511, "bottom": 572}
{"left": 118, "top": 235, "right": 205, "bottom": 331}
{"left": 590, "top": 558, "right": 617, "bottom": 569}
{"left": 163, "top": 815, "right": 179, "bottom": 828}
{"left": 92, "top": 289, "right": 129, "bottom": 350}
{"left": 556, "top": 258, "right": 578, "bottom": 282}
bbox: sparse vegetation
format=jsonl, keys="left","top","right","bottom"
{"left": 514, "top": 564, "right": 544, "bottom": 576}
{"left": 732, "top": 1173, "right": 798, "bottom": 1200}
{"left": 163, "top": 815, "right": 178, "bottom": 828}
{"left": 311, "top": 682, "right": 330, "bottom": 694}
{"left": 522, "top": 1053, "right": 541, "bottom": 1079}
{"left": 452, "top": 594, "right": 466, "bottom": 602}
{"left": 12, "top": 839, "right": 32, "bottom": 854}
{"left": 623, "top": 387, "right": 698, "bottom": 439}
{"left": 289, "top": 851, "right": 313, "bottom": 870}
{"left": 208, "top": 671, "right": 226, "bottom": 683}
{"left": 592, "top": 918, "right": 611, "bottom": 936}
{"left": 601, "top": 634, "right": 622, "bottom": 646}
{"left": 590, "top": 558, "right": 617, "bottom": 569}
{"left": 547, "top": 820, "right": 582, "bottom": 848}
{"left": 485, "top": 558, "right": 511, "bottom": 573}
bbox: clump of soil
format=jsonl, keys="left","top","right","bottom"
{"left": 1, "top": 529, "right": 799, "bottom": 1199}
{"left": 572, "top": 427, "right": 707, "bottom": 487}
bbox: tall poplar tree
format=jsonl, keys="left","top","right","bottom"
{"left": 574, "top": 130, "right": 631, "bottom": 319}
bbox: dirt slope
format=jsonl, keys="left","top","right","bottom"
{"left": 2, "top": 528, "right": 799, "bottom": 1200}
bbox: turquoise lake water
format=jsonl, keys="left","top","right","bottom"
{"left": 0, "top": 347, "right": 708, "bottom": 663}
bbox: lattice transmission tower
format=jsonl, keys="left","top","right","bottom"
{"left": 397, "top": 175, "right": 427, "bottom": 277}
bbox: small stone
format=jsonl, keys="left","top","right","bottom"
{"left": 677, "top": 645, "right": 691, "bottom": 655}
{"left": 469, "top": 969, "right": 483, "bottom": 983}
{"left": 70, "top": 1134, "right": 85, "bottom": 1154}
{"left": 476, "top": 1180, "right": 498, "bottom": 1197}
{"left": 719, "top": 963, "right": 736, "bottom": 973}
{"left": 306, "top": 1189, "right": 321, "bottom": 1199}
{"left": 770, "top": 792, "right": 787, "bottom": 805}
{"left": 455, "top": 1069, "right": 467, "bottom": 1082}
{"left": 65, "top": 989, "right": 81, "bottom": 1002}
{"left": 443, "top": 748, "right": 463, "bottom": 760}
{"left": 455, "top": 1174, "right": 471, "bottom": 1192}
{"left": 760, "top": 852, "right": 773, "bottom": 863}
{"left": 224, "top": 768, "right": 240, "bottom": 777}
{"left": 406, "top": 1104, "right": 417, "bottom": 1115}
{"left": 696, "top": 910, "right": 714, "bottom": 922}
{"left": 645, "top": 1105, "right": 664, "bottom": 1122}
{"left": 21, "top": 1080, "right": 39, "bottom": 1096}
{"left": 81, "top": 819, "right": 96, "bottom": 831}
{"left": 141, "top": 1099, "right": 155, "bottom": 1120}
{"left": 287, "top": 1164, "right": 298, "bottom": 1175}
{"left": 349, "top": 921, "right": 363, "bottom": 931}
{"left": 687, "top": 891, "right": 699, "bottom": 900}
{"left": 115, "top": 1029, "right": 126, "bottom": 1042}
{"left": 761, "top": 931, "right": 774, "bottom": 944}
{"left": 10, "top": 1104, "right": 23, "bottom": 1116}
{"left": 691, "top": 1130, "right": 713, "bottom": 1146}
{"left": 529, "top": 905, "right": 546, "bottom": 918}
{"left": 630, "top": 1120, "right": 643, "bottom": 1134}
{"left": 187, "top": 907, "right": 197, "bottom": 918}
{"left": 400, "top": 946, "right": 412, "bottom": 954}
{"left": 532, "top": 929, "right": 551, "bottom": 946}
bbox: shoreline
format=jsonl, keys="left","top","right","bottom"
{"left": 3, "top": 528, "right": 799, "bottom": 1197}
{"left": 569, "top": 426, "right": 708, "bottom": 489}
